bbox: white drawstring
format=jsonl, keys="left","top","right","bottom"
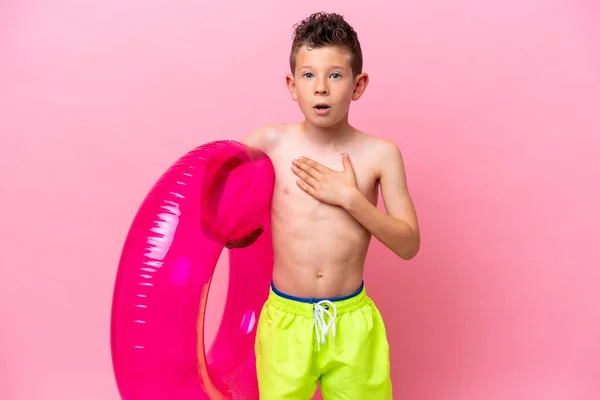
{"left": 313, "top": 300, "right": 337, "bottom": 350}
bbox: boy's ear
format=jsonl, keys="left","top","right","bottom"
{"left": 286, "top": 73, "right": 298, "bottom": 101}
{"left": 352, "top": 72, "right": 369, "bottom": 101}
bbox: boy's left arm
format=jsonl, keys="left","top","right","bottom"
{"left": 344, "top": 142, "right": 420, "bottom": 260}
{"left": 292, "top": 141, "right": 420, "bottom": 260}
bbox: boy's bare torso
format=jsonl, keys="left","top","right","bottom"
{"left": 247, "top": 123, "right": 387, "bottom": 299}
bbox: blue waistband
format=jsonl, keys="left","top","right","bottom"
{"left": 270, "top": 281, "right": 364, "bottom": 304}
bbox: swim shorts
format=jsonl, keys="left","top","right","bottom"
{"left": 255, "top": 282, "right": 393, "bottom": 399}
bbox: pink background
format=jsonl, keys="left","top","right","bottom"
{"left": 1, "top": 0, "right": 599, "bottom": 399}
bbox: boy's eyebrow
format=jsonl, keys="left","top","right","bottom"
{"left": 299, "top": 65, "right": 347, "bottom": 70}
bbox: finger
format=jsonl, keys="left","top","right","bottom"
{"left": 296, "top": 179, "right": 317, "bottom": 197}
{"left": 292, "top": 159, "right": 321, "bottom": 179}
{"left": 297, "top": 157, "right": 329, "bottom": 173}
{"left": 341, "top": 153, "right": 354, "bottom": 171}
{"left": 291, "top": 165, "right": 319, "bottom": 187}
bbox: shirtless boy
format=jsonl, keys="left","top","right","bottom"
{"left": 242, "top": 12, "right": 420, "bottom": 400}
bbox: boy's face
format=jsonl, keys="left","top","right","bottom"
{"left": 287, "top": 45, "right": 368, "bottom": 129}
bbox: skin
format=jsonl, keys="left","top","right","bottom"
{"left": 243, "top": 45, "right": 420, "bottom": 299}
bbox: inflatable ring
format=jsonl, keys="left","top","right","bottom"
{"left": 110, "top": 140, "right": 275, "bottom": 399}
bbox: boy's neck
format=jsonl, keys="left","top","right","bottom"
{"left": 299, "top": 117, "right": 355, "bottom": 148}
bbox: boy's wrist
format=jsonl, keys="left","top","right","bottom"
{"left": 342, "top": 187, "right": 363, "bottom": 211}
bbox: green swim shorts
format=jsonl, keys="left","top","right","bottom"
{"left": 255, "top": 282, "right": 393, "bottom": 399}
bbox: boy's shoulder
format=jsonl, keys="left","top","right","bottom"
{"left": 356, "top": 129, "right": 403, "bottom": 158}
{"left": 242, "top": 122, "right": 293, "bottom": 152}
{"left": 243, "top": 124, "right": 402, "bottom": 162}
{"left": 354, "top": 130, "right": 405, "bottom": 178}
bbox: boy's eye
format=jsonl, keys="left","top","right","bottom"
{"left": 331, "top": 73, "right": 341, "bottom": 79}
{"left": 303, "top": 73, "right": 314, "bottom": 78}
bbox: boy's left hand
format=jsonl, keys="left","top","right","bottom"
{"left": 292, "top": 153, "right": 359, "bottom": 208}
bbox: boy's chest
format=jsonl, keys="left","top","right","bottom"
{"left": 268, "top": 141, "right": 379, "bottom": 198}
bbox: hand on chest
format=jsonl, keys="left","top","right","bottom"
{"left": 278, "top": 151, "right": 344, "bottom": 186}
{"left": 271, "top": 147, "right": 376, "bottom": 203}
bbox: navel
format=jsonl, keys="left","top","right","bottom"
{"left": 316, "top": 270, "right": 323, "bottom": 278}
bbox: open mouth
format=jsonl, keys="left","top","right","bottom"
{"left": 314, "top": 104, "right": 330, "bottom": 110}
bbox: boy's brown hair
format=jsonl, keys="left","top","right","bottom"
{"left": 290, "top": 12, "right": 363, "bottom": 77}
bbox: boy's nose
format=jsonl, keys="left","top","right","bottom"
{"left": 314, "top": 86, "right": 329, "bottom": 95}
{"left": 314, "top": 79, "right": 329, "bottom": 95}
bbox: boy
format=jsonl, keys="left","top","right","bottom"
{"left": 243, "top": 12, "right": 420, "bottom": 400}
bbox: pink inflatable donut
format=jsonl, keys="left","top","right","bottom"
{"left": 111, "top": 140, "right": 275, "bottom": 399}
